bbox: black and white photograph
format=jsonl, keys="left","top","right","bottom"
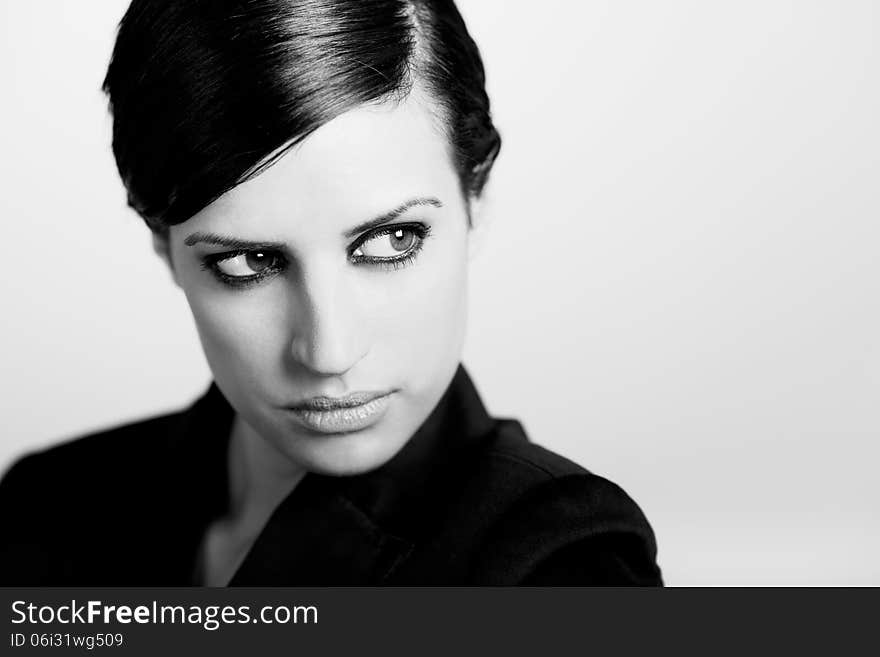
{"left": 0, "top": 0, "right": 876, "bottom": 590}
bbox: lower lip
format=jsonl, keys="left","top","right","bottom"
{"left": 285, "top": 394, "right": 393, "bottom": 434}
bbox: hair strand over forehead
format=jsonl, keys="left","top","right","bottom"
{"left": 102, "top": 0, "right": 501, "bottom": 233}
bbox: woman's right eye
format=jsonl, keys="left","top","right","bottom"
{"left": 215, "top": 251, "right": 278, "bottom": 277}
{"left": 202, "top": 249, "right": 285, "bottom": 287}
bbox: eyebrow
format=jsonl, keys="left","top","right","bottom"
{"left": 343, "top": 197, "right": 443, "bottom": 238}
{"left": 182, "top": 233, "right": 286, "bottom": 249}
{"left": 183, "top": 196, "right": 443, "bottom": 248}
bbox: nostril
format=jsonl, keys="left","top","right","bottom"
{"left": 289, "top": 323, "right": 368, "bottom": 377}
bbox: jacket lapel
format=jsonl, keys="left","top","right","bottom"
{"left": 228, "top": 474, "right": 414, "bottom": 585}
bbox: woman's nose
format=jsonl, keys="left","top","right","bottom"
{"left": 288, "top": 262, "right": 368, "bottom": 377}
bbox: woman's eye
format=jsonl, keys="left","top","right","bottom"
{"left": 351, "top": 226, "right": 422, "bottom": 260}
{"left": 215, "top": 251, "right": 279, "bottom": 277}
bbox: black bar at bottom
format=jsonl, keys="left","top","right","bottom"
{"left": 0, "top": 588, "right": 875, "bottom": 656}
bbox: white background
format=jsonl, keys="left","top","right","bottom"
{"left": 1, "top": 1, "right": 877, "bottom": 585}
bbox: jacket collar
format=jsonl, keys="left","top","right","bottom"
{"left": 167, "top": 364, "right": 495, "bottom": 585}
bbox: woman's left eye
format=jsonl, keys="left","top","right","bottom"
{"left": 350, "top": 224, "right": 429, "bottom": 264}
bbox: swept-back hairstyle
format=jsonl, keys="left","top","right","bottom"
{"left": 102, "top": 0, "right": 501, "bottom": 234}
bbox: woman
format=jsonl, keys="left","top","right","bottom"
{"left": 0, "top": 0, "right": 661, "bottom": 585}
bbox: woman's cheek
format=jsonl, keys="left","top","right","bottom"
{"left": 188, "top": 290, "right": 287, "bottom": 385}
{"left": 372, "top": 247, "right": 468, "bottom": 367}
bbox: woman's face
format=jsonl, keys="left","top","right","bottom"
{"left": 164, "top": 94, "right": 475, "bottom": 476}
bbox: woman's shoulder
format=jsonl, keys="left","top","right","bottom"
{"left": 471, "top": 418, "right": 648, "bottom": 522}
{"left": 450, "top": 419, "right": 663, "bottom": 585}
{"left": 1, "top": 381, "right": 232, "bottom": 494}
{"left": 0, "top": 405, "right": 193, "bottom": 527}
{"left": 3, "top": 409, "right": 183, "bottom": 481}
{"left": 0, "top": 405, "right": 205, "bottom": 585}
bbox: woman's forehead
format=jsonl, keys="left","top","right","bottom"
{"left": 180, "top": 95, "right": 460, "bottom": 241}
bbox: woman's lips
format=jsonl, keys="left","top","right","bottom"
{"left": 284, "top": 391, "right": 394, "bottom": 434}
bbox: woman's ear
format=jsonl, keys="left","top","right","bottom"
{"left": 467, "top": 194, "right": 491, "bottom": 261}
{"left": 151, "top": 232, "right": 181, "bottom": 287}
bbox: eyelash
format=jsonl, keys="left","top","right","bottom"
{"left": 199, "top": 222, "right": 432, "bottom": 289}
{"left": 349, "top": 223, "right": 431, "bottom": 267}
{"left": 200, "top": 249, "right": 286, "bottom": 290}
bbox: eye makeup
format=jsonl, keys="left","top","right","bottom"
{"left": 198, "top": 221, "right": 433, "bottom": 289}
{"left": 348, "top": 222, "right": 432, "bottom": 270}
{"left": 199, "top": 248, "right": 287, "bottom": 289}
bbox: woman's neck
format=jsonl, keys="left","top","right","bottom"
{"left": 226, "top": 413, "right": 307, "bottom": 525}
{"left": 198, "top": 414, "right": 306, "bottom": 586}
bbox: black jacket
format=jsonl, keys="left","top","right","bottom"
{"left": 0, "top": 366, "right": 662, "bottom": 585}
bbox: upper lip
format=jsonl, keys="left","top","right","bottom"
{"left": 287, "top": 391, "right": 392, "bottom": 411}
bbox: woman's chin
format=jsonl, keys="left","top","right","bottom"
{"left": 266, "top": 421, "right": 411, "bottom": 477}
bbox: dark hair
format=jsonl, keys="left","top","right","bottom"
{"left": 102, "top": 0, "right": 501, "bottom": 234}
